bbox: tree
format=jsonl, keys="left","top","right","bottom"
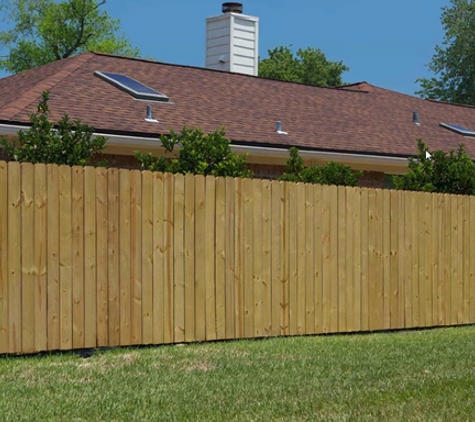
{"left": 258, "top": 46, "right": 349, "bottom": 87}
{"left": 0, "top": 0, "right": 139, "bottom": 74}
{"left": 135, "top": 127, "right": 252, "bottom": 178}
{"left": 1, "top": 91, "right": 107, "bottom": 165}
{"left": 416, "top": 0, "right": 475, "bottom": 105}
{"left": 279, "top": 147, "right": 361, "bottom": 186}
{"left": 393, "top": 139, "right": 475, "bottom": 195}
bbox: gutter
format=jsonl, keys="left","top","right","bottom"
{"left": 0, "top": 123, "right": 410, "bottom": 172}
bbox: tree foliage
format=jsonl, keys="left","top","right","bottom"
{"left": 279, "top": 147, "right": 361, "bottom": 186}
{"left": 1, "top": 91, "right": 107, "bottom": 165}
{"left": 135, "top": 127, "right": 252, "bottom": 178}
{"left": 258, "top": 46, "right": 349, "bottom": 87}
{"left": 393, "top": 139, "right": 475, "bottom": 195}
{"left": 0, "top": 0, "right": 139, "bottom": 74}
{"left": 416, "top": 0, "right": 475, "bottom": 104}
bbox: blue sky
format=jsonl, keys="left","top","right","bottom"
{"left": 1, "top": 0, "right": 450, "bottom": 95}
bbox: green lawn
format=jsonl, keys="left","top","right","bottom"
{"left": 1, "top": 327, "right": 475, "bottom": 421}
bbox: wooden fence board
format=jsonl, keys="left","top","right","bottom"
{"left": 305, "top": 184, "right": 315, "bottom": 335}
{"left": 369, "top": 189, "right": 383, "bottom": 331}
{"left": 397, "top": 191, "right": 405, "bottom": 329}
{"left": 382, "top": 190, "right": 391, "bottom": 330}
{"left": 33, "top": 164, "right": 47, "bottom": 352}
{"left": 456, "top": 197, "right": 464, "bottom": 324}
{"left": 243, "top": 178, "right": 253, "bottom": 338}
{"left": 194, "top": 175, "right": 206, "bottom": 341}
{"left": 184, "top": 174, "right": 195, "bottom": 342}
{"left": 296, "top": 183, "right": 306, "bottom": 335}
{"left": 288, "top": 183, "right": 298, "bottom": 336}
{"left": 389, "top": 190, "right": 400, "bottom": 329}
{"left": 443, "top": 195, "right": 451, "bottom": 325}
{"left": 173, "top": 174, "right": 185, "bottom": 343}
{"left": 314, "top": 185, "right": 323, "bottom": 334}
{"left": 360, "top": 188, "right": 369, "bottom": 331}
{"left": 271, "top": 181, "right": 282, "bottom": 336}
{"left": 425, "top": 194, "right": 434, "bottom": 327}
{"left": 215, "top": 177, "right": 226, "bottom": 340}
{"left": 252, "top": 179, "right": 263, "bottom": 337}
{"left": 234, "top": 178, "right": 244, "bottom": 338}
{"left": 72, "top": 167, "right": 85, "bottom": 349}
{"left": 130, "top": 170, "right": 143, "bottom": 345}
{"left": 95, "top": 167, "right": 108, "bottom": 347}
{"left": 462, "top": 196, "right": 470, "bottom": 324}
{"left": 321, "top": 185, "right": 331, "bottom": 333}
{"left": 470, "top": 196, "right": 475, "bottom": 323}
{"left": 403, "top": 192, "right": 414, "bottom": 328}
{"left": 119, "top": 170, "right": 131, "bottom": 345}
{"left": 352, "top": 188, "right": 362, "bottom": 332}
{"left": 225, "top": 177, "right": 235, "bottom": 339}
{"left": 262, "top": 180, "right": 272, "bottom": 337}
{"left": 7, "top": 162, "right": 21, "bottom": 353}
{"left": 0, "top": 162, "right": 7, "bottom": 353}
{"left": 337, "top": 186, "right": 347, "bottom": 332}
{"left": 163, "top": 172, "right": 174, "bottom": 343}
{"left": 329, "top": 186, "right": 338, "bottom": 333}
{"left": 281, "top": 182, "right": 290, "bottom": 336}
{"left": 152, "top": 172, "right": 164, "bottom": 344}
{"left": 449, "top": 197, "right": 459, "bottom": 325}
{"left": 205, "top": 176, "right": 217, "bottom": 340}
{"left": 84, "top": 166, "right": 97, "bottom": 348}
{"left": 141, "top": 171, "right": 153, "bottom": 345}
{"left": 418, "top": 193, "right": 427, "bottom": 328}
{"left": 107, "top": 168, "right": 120, "bottom": 346}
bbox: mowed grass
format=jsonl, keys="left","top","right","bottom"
{"left": 1, "top": 327, "right": 475, "bottom": 421}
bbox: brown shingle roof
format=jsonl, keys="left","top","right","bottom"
{"left": 2, "top": 52, "right": 475, "bottom": 158}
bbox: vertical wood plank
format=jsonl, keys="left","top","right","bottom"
{"left": 337, "top": 186, "right": 347, "bottom": 332}
{"left": 225, "top": 177, "right": 236, "bottom": 339}
{"left": 59, "top": 165, "right": 72, "bottom": 350}
{"left": 34, "top": 164, "right": 47, "bottom": 352}
{"left": 271, "top": 181, "right": 282, "bottom": 337}
{"left": 411, "top": 193, "right": 420, "bottom": 328}
{"left": 345, "top": 187, "right": 355, "bottom": 333}
{"left": 443, "top": 195, "right": 451, "bottom": 325}
{"left": 95, "top": 167, "right": 108, "bottom": 347}
{"left": 360, "top": 188, "right": 369, "bottom": 331}
{"left": 397, "top": 191, "right": 405, "bottom": 329}
{"left": 252, "top": 179, "right": 263, "bottom": 337}
{"left": 21, "top": 163, "right": 35, "bottom": 353}
{"left": 305, "top": 184, "right": 315, "bottom": 335}
{"left": 425, "top": 193, "right": 434, "bottom": 327}
{"left": 46, "top": 165, "right": 60, "bottom": 351}
{"left": 329, "top": 186, "right": 338, "bottom": 333}
{"left": 130, "top": 170, "right": 143, "bottom": 345}
{"left": 418, "top": 193, "right": 427, "bottom": 328}
{"left": 174, "top": 174, "right": 185, "bottom": 343}
{"left": 107, "top": 168, "right": 120, "bottom": 346}
{"left": 262, "top": 179, "right": 272, "bottom": 336}
{"left": 456, "top": 196, "right": 464, "bottom": 324}
{"left": 163, "top": 172, "right": 174, "bottom": 343}
{"left": 436, "top": 194, "right": 445, "bottom": 326}
{"left": 205, "top": 176, "right": 217, "bottom": 340}
{"left": 84, "top": 166, "right": 97, "bottom": 348}
{"left": 243, "top": 178, "right": 253, "bottom": 338}
{"left": 352, "top": 188, "right": 362, "bottom": 332}
{"left": 152, "top": 172, "right": 164, "bottom": 345}
{"left": 215, "top": 177, "right": 226, "bottom": 340}
{"left": 184, "top": 174, "right": 195, "bottom": 342}
{"left": 321, "top": 185, "right": 331, "bottom": 333}
{"left": 119, "top": 169, "right": 131, "bottom": 345}
{"left": 72, "top": 166, "right": 85, "bottom": 349}
{"left": 296, "top": 183, "right": 306, "bottom": 335}
{"left": 462, "top": 196, "right": 470, "bottom": 324}
{"left": 8, "top": 162, "right": 21, "bottom": 353}
{"left": 141, "top": 171, "right": 154, "bottom": 345}
{"left": 314, "top": 185, "right": 323, "bottom": 334}
{"left": 389, "top": 190, "right": 400, "bottom": 329}
{"left": 194, "top": 175, "right": 206, "bottom": 341}
{"left": 234, "top": 178, "right": 244, "bottom": 338}
{"left": 281, "top": 182, "right": 290, "bottom": 336}
{"left": 0, "top": 162, "right": 7, "bottom": 353}
{"left": 450, "top": 196, "right": 459, "bottom": 325}
{"left": 288, "top": 182, "right": 298, "bottom": 336}
{"left": 470, "top": 196, "right": 475, "bottom": 324}
{"left": 382, "top": 190, "right": 391, "bottom": 330}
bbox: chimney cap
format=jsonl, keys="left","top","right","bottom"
{"left": 222, "top": 2, "right": 243, "bottom": 13}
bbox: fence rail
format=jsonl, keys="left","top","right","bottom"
{"left": 0, "top": 161, "right": 473, "bottom": 355}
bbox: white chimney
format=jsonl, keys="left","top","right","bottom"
{"left": 206, "top": 2, "right": 259, "bottom": 76}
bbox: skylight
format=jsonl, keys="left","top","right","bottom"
{"left": 94, "top": 71, "right": 169, "bottom": 102}
{"left": 440, "top": 123, "right": 475, "bottom": 137}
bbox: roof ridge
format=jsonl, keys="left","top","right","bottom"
{"left": 0, "top": 53, "right": 95, "bottom": 120}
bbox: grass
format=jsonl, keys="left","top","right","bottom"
{"left": 1, "top": 327, "right": 475, "bottom": 421}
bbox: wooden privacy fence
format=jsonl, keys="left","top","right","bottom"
{"left": 1, "top": 160, "right": 475, "bottom": 355}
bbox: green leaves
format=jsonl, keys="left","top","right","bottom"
{"left": 393, "top": 139, "right": 475, "bottom": 195}
{"left": 0, "top": 0, "right": 140, "bottom": 74}
{"left": 258, "top": 45, "right": 349, "bottom": 87}
{"left": 135, "top": 127, "right": 252, "bottom": 178}
{"left": 0, "top": 91, "right": 107, "bottom": 166}
{"left": 416, "top": 0, "right": 475, "bottom": 104}
{"left": 280, "top": 147, "right": 361, "bottom": 186}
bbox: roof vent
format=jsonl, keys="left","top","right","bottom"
{"left": 413, "top": 111, "right": 421, "bottom": 125}
{"left": 222, "top": 2, "right": 243, "bottom": 13}
{"left": 276, "top": 121, "right": 288, "bottom": 135}
{"left": 145, "top": 105, "right": 158, "bottom": 123}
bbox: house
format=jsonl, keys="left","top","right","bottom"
{"left": 2, "top": 3, "right": 475, "bottom": 188}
